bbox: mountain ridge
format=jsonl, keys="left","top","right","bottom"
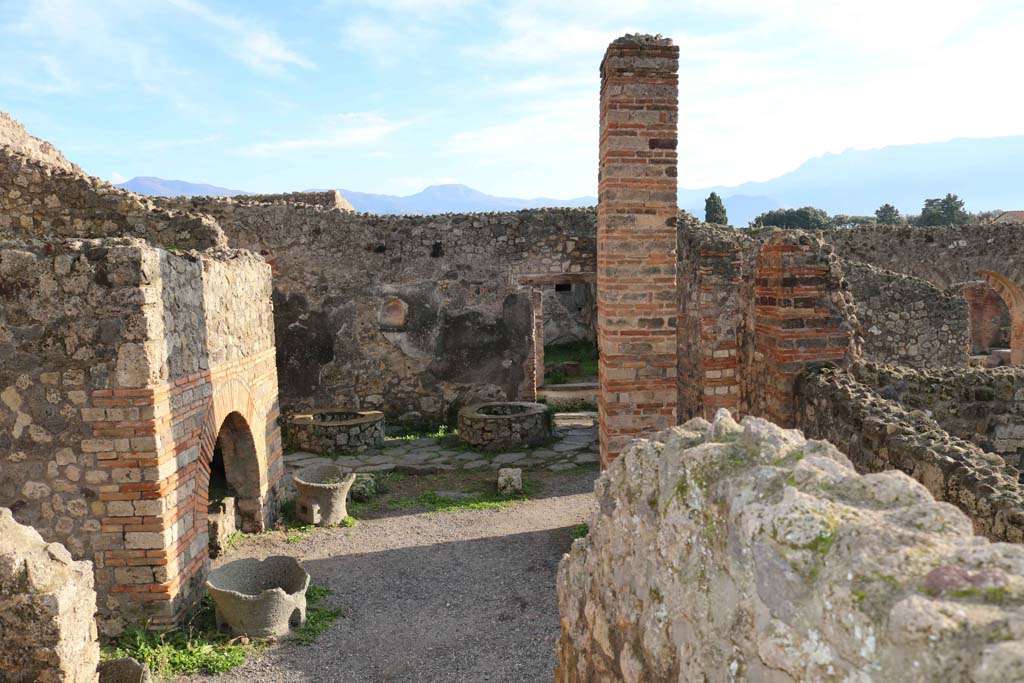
{"left": 116, "top": 135, "right": 1024, "bottom": 223}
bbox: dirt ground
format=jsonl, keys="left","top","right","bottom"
{"left": 181, "top": 467, "right": 599, "bottom": 683}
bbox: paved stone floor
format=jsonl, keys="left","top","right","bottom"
{"left": 282, "top": 412, "right": 599, "bottom": 479}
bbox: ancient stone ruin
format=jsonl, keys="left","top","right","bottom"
{"left": 0, "top": 508, "right": 99, "bottom": 683}
{"left": 1, "top": 26, "right": 1023, "bottom": 681}
{"left": 557, "top": 412, "right": 1024, "bottom": 682}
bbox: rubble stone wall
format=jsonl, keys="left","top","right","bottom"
{"left": 0, "top": 508, "right": 99, "bottom": 683}
{"left": 157, "top": 195, "right": 596, "bottom": 422}
{"left": 0, "top": 141, "right": 226, "bottom": 251}
{"left": 821, "top": 223, "right": 1024, "bottom": 290}
{"left": 843, "top": 259, "right": 969, "bottom": 367}
{"left": 851, "top": 362, "right": 1024, "bottom": 467}
{"left": 0, "top": 237, "right": 282, "bottom": 633}
{"left": 557, "top": 412, "right": 1024, "bottom": 683}
{"left": 795, "top": 365, "right": 1024, "bottom": 542}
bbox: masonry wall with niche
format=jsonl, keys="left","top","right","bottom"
{"left": 156, "top": 195, "right": 597, "bottom": 424}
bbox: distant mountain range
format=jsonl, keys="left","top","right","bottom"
{"left": 116, "top": 177, "right": 595, "bottom": 214}
{"left": 117, "top": 135, "right": 1024, "bottom": 224}
{"left": 116, "top": 176, "right": 253, "bottom": 197}
{"left": 679, "top": 135, "right": 1024, "bottom": 224}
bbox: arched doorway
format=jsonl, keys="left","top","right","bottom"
{"left": 963, "top": 281, "right": 1012, "bottom": 356}
{"left": 205, "top": 411, "right": 264, "bottom": 532}
{"left": 978, "top": 271, "right": 1024, "bottom": 365}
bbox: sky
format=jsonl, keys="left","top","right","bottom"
{"left": 1, "top": 0, "right": 1022, "bottom": 198}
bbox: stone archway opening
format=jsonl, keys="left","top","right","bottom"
{"left": 963, "top": 280, "right": 1012, "bottom": 357}
{"left": 977, "top": 271, "right": 1024, "bottom": 366}
{"left": 211, "top": 411, "right": 263, "bottom": 533}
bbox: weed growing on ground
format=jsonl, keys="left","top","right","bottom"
{"left": 277, "top": 500, "right": 356, "bottom": 542}
{"left": 544, "top": 340, "right": 599, "bottom": 385}
{"left": 295, "top": 585, "right": 343, "bottom": 645}
{"left": 387, "top": 423, "right": 452, "bottom": 441}
{"left": 380, "top": 478, "right": 541, "bottom": 513}
{"left": 102, "top": 597, "right": 254, "bottom": 677}
{"left": 570, "top": 523, "right": 589, "bottom": 539}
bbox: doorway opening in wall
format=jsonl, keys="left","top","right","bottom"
{"left": 206, "top": 411, "right": 263, "bottom": 547}
{"left": 966, "top": 280, "right": 1012, "bottom": 362}
{"left": 975, "top": 271, "right": 1024, "bottom": 366}
{"left": 540, "top": 281, "right": 598, "bottom": 386}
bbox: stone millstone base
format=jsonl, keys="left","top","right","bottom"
{"left": 457, "top": 402, "right": 550, "bottom": 452}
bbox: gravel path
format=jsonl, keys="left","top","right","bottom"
{"left": 183, "top": 468, "right": 597, "bottom": 683}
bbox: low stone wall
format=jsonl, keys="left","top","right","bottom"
{"left": 287, "top": 409, "right": 385, "bottom": 454}
{"left": 821, "top": 222, "right": 1024, "bottom": 291}
{"left": 1, "top": 507, "right": 99, "bottom": 683}
{"left": 243, "top": 190, "right": 354, "bottom": 210}
{"left": 842, "top": 259, "right": 969, "bottom": 367}
{"left": 556, "top": 413, "right": 1024, "bottom": 682}
{"left": 851, "top": 362, "right": 1024, "bottom": 467}
{"left": 795, "top": 365, "right": 1024, "bottom": 542}
{"left": 457, "top": 402, "right": 550, "bottom": 451}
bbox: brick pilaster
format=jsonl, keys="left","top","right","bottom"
{"left": 597, "top": 35, "right": 679, "bottom": 466}
{"left": 753, "top": 235, "right": 854, "bottom": 426}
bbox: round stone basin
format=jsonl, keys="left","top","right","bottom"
{"left": 457, "top": 401, "right": 551, "bottom": 451}
{"left": 287, "top": 408, "right": 385, "bottom": 454}
{"left": 206, "top": 556, "right": 310, "bottom": 638}
{"left": 293, "top": 463, "right": 357, "bottom": 526}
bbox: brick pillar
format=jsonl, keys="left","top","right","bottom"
{"left": 597, "top": 35, "right": 679, "bottom": 467}
{"left": 753, "top": 234, "right": 855, "bottom": 426}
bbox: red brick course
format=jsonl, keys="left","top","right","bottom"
{"left": 83, "top": 348, "right": 283, "bottom": 629}
{"left": 598, "top": 37, "right": 680, "bottom": 466}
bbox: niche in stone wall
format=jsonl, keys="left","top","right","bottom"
{"left": 379, "top": 297, "right": 409, "bottom": 331}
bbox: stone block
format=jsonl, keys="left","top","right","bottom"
{"left": 557, "top": 412, "right": 1024, "bottom": 682}
{"left": 0, "top": 507, "right": 99, "bottom": 683}
{"left": 497, "top": 468, "right": 523, "bottom": 496}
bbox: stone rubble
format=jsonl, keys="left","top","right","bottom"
{"left": 557, "top": 411, "right": 1024, "bottom": 682}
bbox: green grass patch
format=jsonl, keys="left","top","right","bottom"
{"left": 277, "top": 500, "right": 356, "bottom": 542}
{"left": 570, "top": 523, "right": 589, "bottom": 539}
{"left": 102, "top": 598, "right": 254, "bottom": 677}
{"left": 544, "top": 340, "right": 599, "bottom": 385}
{"left": 367, "top": 478, "right": 541, "bottom": 514}
{"left": 386, "top": 423, "right": 452, "bottom": 441}
{"left": 294, "top": 585, "right": 343, "bottom": 645}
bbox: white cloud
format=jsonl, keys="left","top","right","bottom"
{"left": 339, "top": 17, "right": 405, "bottom": 66}
{"left": 168, "top": 0, "right": 314, "bottom": 74}
{"left": 495, "top": 74, "right": 593, "bottom": 94}
{"left": 669, "top": 1, "right": 1024, "bottom": 187}
{"left": 110, "top": 171, "right": 127, "bottom": 183}
{"left": 462, "top": 15, "right": 615, "bottom": 63}
{"left": 447, "top": 95, "right": 596, "bottom": 197}
{"left": 242, "top": 113, "right": 409, "bottom": 157}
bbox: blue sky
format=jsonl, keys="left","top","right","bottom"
{"left": 1, "top": 0, "right": 1022, "bottom": 198}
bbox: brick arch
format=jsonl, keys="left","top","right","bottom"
{"left": 978, "top": 270, "right": 1024, "bottom": 365}
{"left": 197, "top": 378, "right": 270, "bottom": 532}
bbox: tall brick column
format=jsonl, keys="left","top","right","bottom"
{"left": 597, "top": 35, "right": 679, "bottom": 466}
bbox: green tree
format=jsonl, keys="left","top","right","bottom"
{"left": 874, "top": 203, "right": 901, "bottom": 225}
{"left": 704, "top": 192, "right": 728, "bottom": 224}
{"left": 749, "top": 206, "right": 830, "bottom": 230}
{"left": 829, "top": 214, "right": 876, "bottom": 229}
{"left": 918, "top": 194, "right": 969, "bottom": 226}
